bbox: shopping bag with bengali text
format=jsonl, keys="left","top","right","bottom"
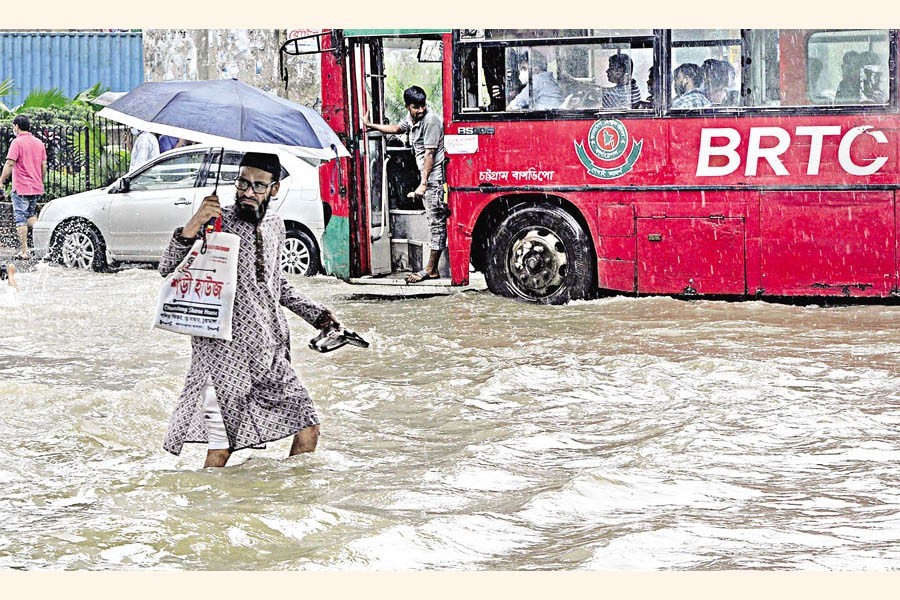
{"left": 153, "top": 220, "right": 240, "bottom": 341}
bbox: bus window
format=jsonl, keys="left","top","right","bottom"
{"left": 382, "top": 38, "right": 443, "bottom": 125}
{"left": 456, "top": 30, "right": 656, "bottom": 115}
{"left": 671, "top": 29, "right": 741, "bottom": 109}
{"left": 807, "top": 30, "right": 890, "bottom": 105}
{"left": 507, "top": 46, "right": 565, "bottom": 111}
{"left": 460, "top": 45, "right": 509, "bottom": 112}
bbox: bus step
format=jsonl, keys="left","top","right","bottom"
{"left": 343, "top": 272, "right": 486, "bottom": 298}
{"left": 346, "top": 275, "right": 453, "bottom": 297}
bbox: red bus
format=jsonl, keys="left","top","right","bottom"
{"left": 290, "top": 29, "right": 899, "bottom": 303}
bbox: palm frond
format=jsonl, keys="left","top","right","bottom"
{"left": 74, "top": 82, "right": 109, "bottom": 105}
{"left": 21, "top": 88, "right": 70, "bottom": 109}
{"left": 0, "top": 78, "right": 14, "bottom": 98}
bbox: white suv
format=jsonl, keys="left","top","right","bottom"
{"left": 33, "top": 146, "right": 327, "bottom": 276}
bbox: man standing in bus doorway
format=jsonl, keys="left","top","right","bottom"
{"left": 363, "top": 85, "right": 448, "bottom": 283}
{"left": 0, "top": 115, "right": 47, "bottom": 260}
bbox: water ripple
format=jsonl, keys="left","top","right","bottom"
{"left": 0, "top": 266, "right": 897, "bottom": 569}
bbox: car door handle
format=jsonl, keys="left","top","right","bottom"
{"left": 173, "top": 198, "right": 191, "bottom": 205}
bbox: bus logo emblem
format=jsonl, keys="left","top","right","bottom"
{"left": 574, "top": 119, "right": 643, "bottom": 179}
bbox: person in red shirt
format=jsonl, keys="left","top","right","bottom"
{"left": 0, "top": 115, "right": 47, "bottom": 259}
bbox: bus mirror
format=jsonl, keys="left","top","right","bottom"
{"left": 418, "top": 40, "right": 443, "bottom": 63}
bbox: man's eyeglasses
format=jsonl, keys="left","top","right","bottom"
{"left": 234, "top": 176, "right": 275, "bottom": 194}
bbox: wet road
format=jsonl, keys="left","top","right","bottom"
{"left": 0, "top": 264, "right": 898, "bottom": 569}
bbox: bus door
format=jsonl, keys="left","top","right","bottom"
{"left": 348, "top": 38, "right": 392, "bottom": 276}
{"left": 350, "top": 35, "right": 446, "bottom": 282}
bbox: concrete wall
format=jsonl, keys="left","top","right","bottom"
{"left": 142, "top": 29, "right": 322, "bottom": 108}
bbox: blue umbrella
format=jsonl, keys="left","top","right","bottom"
{"left": 99, "top": 78, "right": 349, "bottom": 163}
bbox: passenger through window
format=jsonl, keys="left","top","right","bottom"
{"left": 457, "top": 30, "right": 654, "bottom": 114}
{"left": 670, "top": 30, "right": 741, "bottom": 110}
{"left": 674, "top": 29, "right": 892, "bottom": 110}
{"left": 807, "top": 30, "right": 890, "bottom": 105}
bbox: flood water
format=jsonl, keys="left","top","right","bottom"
{"left": 0, "top": 264, "right": 898, "bottom": 570}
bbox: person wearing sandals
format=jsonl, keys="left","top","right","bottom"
{"left": 363, "top": 86, "right": 448, "bottom": 283}
{"left": 0, "top": 115, "right": 47, "bottom": 260}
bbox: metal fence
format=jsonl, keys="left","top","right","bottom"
{"left": 0, "top": 113, "right": 131, "bottom": 247}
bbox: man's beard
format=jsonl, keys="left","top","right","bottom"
{"left": 236, "top": 198, "right": 269, "bottom": 224}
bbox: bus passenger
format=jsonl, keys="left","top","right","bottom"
{"left": 363, "top": 86, "right": 448, "bottom": 283}
{"left": 634, "top": 66, "right": 658, "bottom": 109}
{"left": 602, "top": 53, "right": 642, "bottom": 108}
{"left": 859, "top": 52, "right": 886, "bottom": 103}
{"left": 835, "top": 50, "right": 863, "bottom": 102}
{"left": 508, "top": 50, "right": 563, "bottom": 111}
{"left": 702, "top": 58, "right": 738, "bottom": 106}
{"left": 671, "top": 63, "right": 710, "bottom": 109}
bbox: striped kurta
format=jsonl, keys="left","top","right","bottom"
{"left": 159, "top": 205, "right": 327, "bottom": 455}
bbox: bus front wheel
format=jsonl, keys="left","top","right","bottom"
{"left": 485, "top": 205, "right": 593, "bottom": 304}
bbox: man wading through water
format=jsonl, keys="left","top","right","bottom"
{"left": 363, "top": 85, "right": 448, "bottom": 283}
{"left": 160, "top": 152, "right": 340, "bottom": 468}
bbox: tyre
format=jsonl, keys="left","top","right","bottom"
{"left": 57, "top": 222, "right": 109, "bottom": 272}
{"left": 282, "top": 228, "right": 320, "bottom": 277}
{"left": 484, "top": 205, "right": 593, "bottom": 304}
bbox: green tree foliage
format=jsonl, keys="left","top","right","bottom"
{"left": 0, "top": 80, "right": 106, "bottom": 124}
{"left": 0, "top": 78, "right": 13, "bottom": 115}
{"left": 0, "top": 82, "right": 130, "bottom": 200}
{"left": 383, "top": 49, "right": 443, "bottom": 125}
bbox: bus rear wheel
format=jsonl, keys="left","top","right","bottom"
{"left": 485, "top": 205, "right": 593, "bottom": 304}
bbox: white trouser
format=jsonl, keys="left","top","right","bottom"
{"left": 202, "top": 378, "right": 229, "bottom": 450}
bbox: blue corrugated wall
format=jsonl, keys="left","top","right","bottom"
{"left": 0, "top": 31, "right": 144, "bottom": 106}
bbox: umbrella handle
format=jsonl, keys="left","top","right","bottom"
{"left": 201, "top": 149, "right": 226, "bottom": 254}
{"left": 200, "top": 217, "right": 221, "bottom": 254}
{"left": 212, "top": 147, "right": 225, "bottom": 195}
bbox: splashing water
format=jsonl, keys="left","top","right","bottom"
{"left": 0, "top": 264, "right": 898, "bottom": 570}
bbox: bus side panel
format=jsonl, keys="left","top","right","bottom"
{"left": 667, "top": 115, "right": 898, "bottom": 188}
{"left": 779, "top": 30, "right": 810, "bottom": 106}
{"left": 596, "top": 203, "right": 636, "bottom": 291}
{"left": 636, "top": 217, "right": 746, "bottom": 295}
{"left": 745, "top": 193, "right": 763, "bottom": 296}
{"left": 759, "top": 191, "right": 896, "bottom": 296}
{"left": 895, "top": 191, "right": 900, "bottom": 293}
{"left": 447, "top": 191, "right": 483, "bottom": 286}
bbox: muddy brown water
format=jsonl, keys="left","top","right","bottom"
{"left": 0, "top": 264, "right": 898, "bottom": 569}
